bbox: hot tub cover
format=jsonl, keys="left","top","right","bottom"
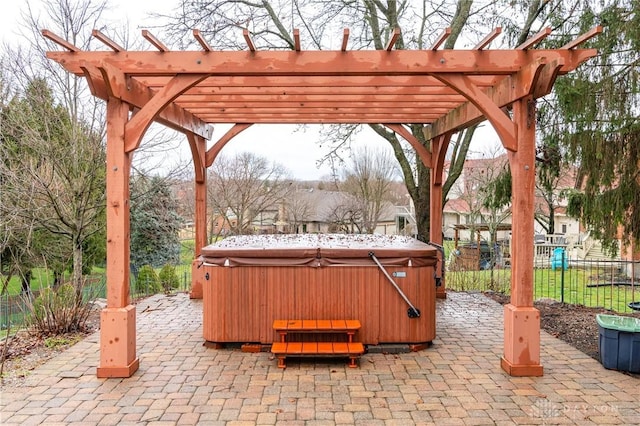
{"left": 199, "top": 234, "right": 437, "bottom": 267}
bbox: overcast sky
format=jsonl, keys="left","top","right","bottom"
{"left": 1, "top": 0, "right": 500, "bottom": 180}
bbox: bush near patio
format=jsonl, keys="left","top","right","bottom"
{"left": 25, "top": 283, "right": 95, "bottom": 335}
{"left": 159, "top": 264, "right": 180, "bottom": 293}
{"left": 136, "top": 265, "right": 162, "bottom": 295}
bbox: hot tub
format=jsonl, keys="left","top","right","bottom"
{"left": 198, "top": 234, "right": 438, "bottom": 345}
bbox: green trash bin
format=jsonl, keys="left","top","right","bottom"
{"left": 596, "top": 314, "right": 640, "bottom": 373}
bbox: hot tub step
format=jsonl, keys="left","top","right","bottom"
{"left": 271, "top": 342, "right": 365, "bottom": 369}
{"left": 273, "top": 319, "right": 361, "bottom": 342}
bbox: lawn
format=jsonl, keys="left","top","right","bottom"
{"left": 446, "top": 265, "right": 639, "bottom": 313}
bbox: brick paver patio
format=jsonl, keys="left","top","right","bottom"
{"left": 1, "top": 292, "right": 638, "bottom": 425}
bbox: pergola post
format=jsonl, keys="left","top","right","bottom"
{"left": 501, "top": 95, "right": 543, "bottom": 376}
{"left": 429, "top": 134, "right": 450, "bottom": 299}
{"left": 190, "top": 134, "right": 208, "bottom": 299}
{"left": 97, "top": 98, "right": 139, "bottom": 378}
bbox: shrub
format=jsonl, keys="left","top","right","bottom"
{"left": 158, "top": 264, "right": 180, "bottom": 293}
{"left": 136, "top": 265, "right": 162, "bottom": 295}
{"left": 25, "top": 283, "right": 93, "bottom": 335}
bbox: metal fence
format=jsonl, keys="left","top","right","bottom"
{"left": 446, "top": 251, "right": 639, "bottom": 314}
{"left": 4, "top": 257, "right": 639, "bottom": 334}
{"left": 1, "top": 264, "right": 192, "bottom": 334}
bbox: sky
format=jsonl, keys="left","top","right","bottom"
{"left": 1, "top": 0, "right": 499, "bottom": 180}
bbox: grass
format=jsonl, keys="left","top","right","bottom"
{"left": 447, "top": 265, "right": 639, "bottom": 313}
{"left": 44, "top": 335, "right": 82, "bottom": 349}
{"left": 3, "top": 269, "right": 57, "bottom": 296}
{"left": 3, "top": 239, "right": 197, "bottom": 298}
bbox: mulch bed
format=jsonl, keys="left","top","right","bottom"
{"left": 484, "top": 292, "right": 640, "bottom": 363}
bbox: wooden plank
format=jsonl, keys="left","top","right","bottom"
{"left": 316, "top": 320, "right": 332, "bottom": 330}
{"left": 272, "top": 342, "right": 364, "bottom": 356}
{"left": 317, "top": 342, "right": 334, "bottom": 354}
{"left": 273, "top": 320, "right": 288, "bottom": 330}
{"left": 286, "top": 342, "right": 303, "bottom": 354}
{"left": 271, "top": 342, "right": 287, "bottom": 353}
{"left": 301, "top": 342, "right": 318, "bottom": 353}
{"left": 301, "top": 320, "right": 317, "bottom": 330}
{"left": 331, "top": 320, "right": 347, "bottom": 330}
{"left": 347, "top": 343, "right": 365, "bottom": 354}
{"left": 47, "top": 49, "right": 592, "bottom": 76}
{"left": 333, "top": 342, "right": 349, "bottom": 353}
{"left": 287, "top": 320, "right": 302, "bottom": 330}
{"left": 345, "top": 320, "right": 361, "bottom": 330}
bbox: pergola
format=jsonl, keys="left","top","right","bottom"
{"left": 44, "top": 25, "right": 599, "bottom": 378}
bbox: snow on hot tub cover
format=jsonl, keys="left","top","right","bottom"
{"left": 199, "top": 234, "right": 438, "bottom": 267}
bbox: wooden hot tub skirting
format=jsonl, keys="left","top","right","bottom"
{"left": 198, "top": 234, "right": 438, "bottom": 346}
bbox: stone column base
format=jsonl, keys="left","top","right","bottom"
{"left": 501, "top": 303, "right": 543, "bottom": 377}
{"left": 97, "top": 305, "right": 139, "bottom": 378}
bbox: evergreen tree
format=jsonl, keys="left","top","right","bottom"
{"left": 130, "top": 176, "right": 183, "bottom": 268}
{"left": 542, "top": 0, "right": 639, "bottom": 253}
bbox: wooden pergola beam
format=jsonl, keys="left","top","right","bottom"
{"left": 193, "top": 115, "right": 444, "bottom": 124}
{"left": 385, "top": 28, "right": 401, "bottom": 51}
{"left": 293, "top": 28, "right": 301, "bottom": 51}
{"left": 193, "top": 30, "right": 212, "bottom": 51}
{"left": 341, "top": 28, "right": 349, "bottom": 51}
{"left": 175, "top": 92, "right": 467, "bottom": 102}
{"left": 177, "top": 101, "right": 461, "bottom": 109}
{"left": 424, "top": 46, "right": 596, "bottom": 140}
{"left": 433, "top": 72, "right": 517, "bottom": 151}
{"left": 92, "top": 29, "right": 124, "bottom": 52}
{"left": 430, "top": 27, "right": 451, "bottom": 50}
{"left": 137, "top": 75, "right": 503, "bottom": 89}
{"left": 517, "top": 27, "right": 551, "bottom": 50}
{"left": 561, "top": 25, "right": 602, "bottom": 49}
{"left": 205, "top": 123, "right": 253, "bottom": 167}
{"left": 125, "top": 74, "right": 210, "bottom": 152}
{"left": 142, "top": 30, "right": 169, "bottom": 52}
{"left": 80, "top": 65, "right": 213, "bottom": 140}
{"left": 42, "top": 29, "right": 79, "bottom": 52}
{"left": 473, "top": 27, "right": 501, "bottom": 50}
{"left": 383, "top": 124, "right": 432, "bottom": 168}
{"left": 45, "top": 49, "right": 593, "bottom": 76}
{"left": 243, "top": 29, "right": 256, "bottom": 52}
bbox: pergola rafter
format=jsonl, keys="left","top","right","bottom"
{"left": 43, "top": 25, "right": 600, "bottom": 380}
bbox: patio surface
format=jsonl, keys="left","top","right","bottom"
{"left": 1, "top": 292, "right": 638, "bottom": 425}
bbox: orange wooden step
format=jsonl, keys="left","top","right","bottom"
{"left": 273, "top": 319, "right": 362, "bottom": 342}
{"left": 271, "top": 342, "right": 365, "bottom": 369}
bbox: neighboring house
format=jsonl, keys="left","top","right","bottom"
{"left": 444, "top": 154, "right": 512, "bottom": 242}
{"left": 280, "top": 188, "right": 406, "bottom": 235}
{"left": 441, "top": 154, "right": 620, "bottom": 262}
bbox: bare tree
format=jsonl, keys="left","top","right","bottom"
{"left": 158, "top": 0, "right": 486, "bottom": 241}
{"left": 450, "top": 144, "right": 511, "bottom": 244}
{"left": 325, "top": 193, "right": 363, "bottom": 234}
{"left": 208, "top": 152, "right": 294, "bottom": 236}
{"left": 284, "top": 188, "right": 314, "bottom": 234}
{"left": 0, "top": 77, "right": 106, "bottom": 294}
{"left": 534, "top": 160, "right": 576, "bottom": 235}
{"left": 340, "top": 145, "right": 398, "bottom": 233}
{"left": 0, "top": 0, "right": 110, "bottom": 293}
{"left": 159, "top": 0, "right": 570, "bottom": 242}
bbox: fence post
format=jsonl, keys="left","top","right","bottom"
{"left": 560, "top": 250, "right": 565, "bottom": 303}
